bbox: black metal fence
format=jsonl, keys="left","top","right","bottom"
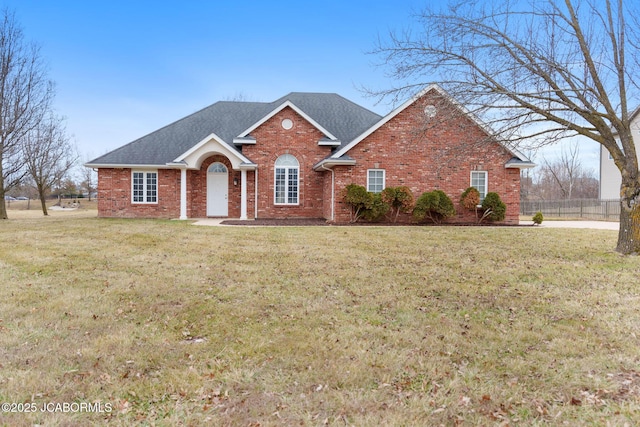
{"left": 520, "top": 199, "right": 620, "bottom": 221}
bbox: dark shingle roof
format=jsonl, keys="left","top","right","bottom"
{"left": 270, "top": 92, "right": 382, "bottom": 145}
{"left": 87, "top": 93, "right": 382, "bottom": 166}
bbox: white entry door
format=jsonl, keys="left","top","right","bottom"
{"left": 207, "top": 162, "right": 228, "bottom": 216}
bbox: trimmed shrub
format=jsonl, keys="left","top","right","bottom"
{"left": 342, "top": 184, "right": 372, "bottom": 223}
{"left": 533, "top": 211, "right": 544, "bottom": 225}
{"left": 362, "top": 193, "right": 389, "bottom": 222}
{"left": 481, "top": 192, "right": 507, "bottom": 222}
{"left": 460, "top": 187, "right": 480, "bottom": 210}
{"left": 413, "top": 190, "right": 456, "bottom": 224}
{"left": 381, "top": 186, "right": 415, "bottom": 222}
{"left": 342, "top": 184, "right": 389, "bottom": 223}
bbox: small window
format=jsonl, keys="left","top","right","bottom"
{"left": 274, "top": 154, "right": 299, "bottom": 204}
{"left": 471, "top": 171, "right": 488, "bottom": 201}
{"left": 132, "top": 171, "right": 158, "bottom": 203}
{"left": 367, "top": 169, "right": 385, "bottom": 193}
{"left": 208, "top": 162, "right": 228, "bottom": 173}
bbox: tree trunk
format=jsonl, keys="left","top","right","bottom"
{"left": 0, "top": 199, "right": 7, "bottom": 219}
{"left": 0, "top": 173, "right": 7, "bottom": 219}
{"left": 39, "top": 195, "right": 48, "bottom": 216}
{"left": 616, "top": 180, "right": 640, "bottom": 255}
{"left": 37, "top": 185, "right": 48, "bottom": 216}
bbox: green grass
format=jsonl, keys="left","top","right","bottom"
{"left": 0, "top": 212, "right": 639, "bottom": 426}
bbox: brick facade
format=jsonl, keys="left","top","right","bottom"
{"left": 241, "top": 107, "right": 333, "bottom": 219}
{"left": 97, "top": 168, "right": 181, "bottom": 218}
{"left": 331, "top": 90, "right": 521, "bottom": 224}
{"left": 95, "top": 89, "right": 524, "bottom": 223}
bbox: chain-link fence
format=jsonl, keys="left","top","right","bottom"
{"left": 520, "top": 199, "right": 620, "bottom": 221}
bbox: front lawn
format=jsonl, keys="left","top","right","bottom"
{"left": 0, "top": 216, "right": 638, "bottom": 425}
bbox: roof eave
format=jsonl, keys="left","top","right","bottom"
{"left": 84, "top": 162, "right": 170, "bottom": 169}
{"left": 233, "top": 136, "right": 257, "bottom": 145}
{"left": 505, "top": 159, "right": 536, "bottom": 169}
{"left": 313, "top": 158, "right": 357, "bottom": 171}
{"left": 318, "top": 138, "right": 341, "bottom": 146}
{"left": 239, "top": 162, "right": 258, "bottom": 170}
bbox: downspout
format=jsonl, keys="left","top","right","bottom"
{"left": 320, "top": 164, "right": 335, "bottom": 221}
{"left": 254, "top": 168, "right": 259, "bottom": 219}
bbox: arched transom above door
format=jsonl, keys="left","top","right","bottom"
{"left": 208, "top": 162, "right": 228, "bottom": 173}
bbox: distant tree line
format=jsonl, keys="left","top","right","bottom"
{"left": 521, "top": 143, "right": 599, "bottom": 202}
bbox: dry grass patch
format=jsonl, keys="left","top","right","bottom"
{"left": 0, "top": 217, "right": 639, "bottom": 426}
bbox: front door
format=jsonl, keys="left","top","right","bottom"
{"left": 207, "top": 162, "right": 228, "bottom": 216}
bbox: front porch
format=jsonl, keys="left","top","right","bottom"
{"left": 170, "top": 133, "right": 257, "bottom": 220}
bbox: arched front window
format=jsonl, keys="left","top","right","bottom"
{"left": 274, "top": 154, "right": 299, "bottom": 204}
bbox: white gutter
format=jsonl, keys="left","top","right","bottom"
{"left": 84, "top": 163, "right": 168, "bottom": 169}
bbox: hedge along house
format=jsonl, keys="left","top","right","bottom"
{"left": 85, "top": 85, "right": 534, "bottom": 224}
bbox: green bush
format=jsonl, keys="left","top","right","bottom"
{"left": 413, "top": 190, "right": 456, "bottom": 224}
{"left": 362, "top": 193, "right": 389, "bottom": 222}
{"left": 460, "top": 187, "right": 480, "bottom": 210}
{"left": 381, "top": 186, "right": 415, "bottom": 222}
{"left": 480, "top": 192, "right": 506, "bottom": 222}
{"left": 342, "top": 184, "right": 389, "bottom": 222}
{"left": 532, "top": 211, "right": 544, "bottom": 225}
{"left": 342, "top": 184, "right": 373, "bottom": 223}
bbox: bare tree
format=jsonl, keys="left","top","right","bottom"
{"left": 531, "top": 143, "right": 598, "bottom": 200}
{"left": 80, "top": 154, "right": 97, "bottom": 201}
{"left": 22, "top": 114, "right": 76, "bottom": 215}
{"left": 373, "top": 0, "right": 640, "bottom": 254}
{"left": 0, "top": 9, "right": 53, "bottom": 219}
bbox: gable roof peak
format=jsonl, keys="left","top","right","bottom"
{"left": 329, "top": 84, "right": 533, "bottom": 167}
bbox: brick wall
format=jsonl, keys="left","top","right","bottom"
{"left": 332, "top": 89, "right": 521, "bottom": 224}
{"left": 242, "top": 106, "right": 333, "bottom": 219}
{"left": 97, "top": 168, "right": 181, "bottom": 218}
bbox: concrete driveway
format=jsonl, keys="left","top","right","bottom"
{"left": 521, "top": 220, "right": 619, "bottom": 230}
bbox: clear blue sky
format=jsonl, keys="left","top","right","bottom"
{"left": 1, "top": 0, "right": 599, "bottom": 171}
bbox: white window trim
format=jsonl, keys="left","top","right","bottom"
{"left": 132, "top": 170, "right": 158, "bottom": 204}
{"left": 274, "top": 156, "right": 300, "bottom": 205}
{"left": 470, "top": 170, "right": 488, "bottom": 201}
{"left": 367, "top": 169, "right": 385, "bottom": 193}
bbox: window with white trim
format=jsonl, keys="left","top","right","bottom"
{"left": 367, "top": 169, "right": 385, "bottom": 193}
{"left": 132, "top": 171, "right": 158, "bottom": 203}
{"left": 471, "top": 171, "right": 488, "bottom": 201}
{"left": 274, "top": 154, "right": 299, "bottom": 204}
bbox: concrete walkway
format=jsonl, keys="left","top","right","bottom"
{"left": 191, "top": 218, "right": 229, "bottom": 226}
{"left": 192, "top": 218, "right": 620, "bottom": 230}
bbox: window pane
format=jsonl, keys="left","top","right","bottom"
{"left": 471, "top": 172, "right": 487, "bottom": 200}
{"left": 368, "top": 170, "right": 384, "bottom": 193}
{"left": 133, "top": 172, "right": 144, "bottom": 202}
{"left": 146, "top": 172, "right": 157, "bottom": 203}
{"left": 275, "top": 154, "right": 299, "bottom": 167}
{"left": 288, "top": 168, "right": 298, "bottom": 204}
{"left": 275, "top": 168, "right": 286, "bottom": 204}
{"left": 209, "top": 163, "right": 227, "bottom": 173}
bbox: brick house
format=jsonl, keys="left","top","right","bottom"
{"left": 86, "top": 85, "right": 534, "bottom": 224}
